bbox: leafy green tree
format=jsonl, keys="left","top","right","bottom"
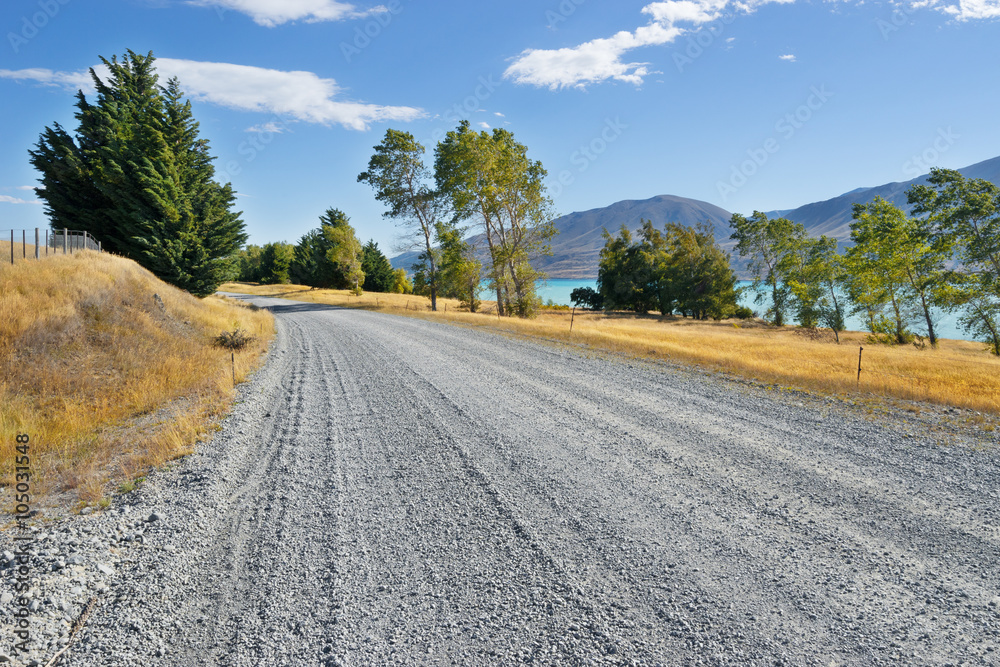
{"left": 598, "top": 220, "right": 739, "bottom": 319}
{"left": 259, "top": 242, "right": 294, "bottom": 285}
{"left": 909, "top": 168, "right": 1000, "bottom": 353}
{"left": 234, "top": 244, "right": 264, "bottom": 282}
{"left": 570, "top": 287, "right": 603, "bottom": 310}
{"left": 358, "top": 129, "right": 447, "bottom": 310}
{"left": 436, "top": 222, "right": 482, "bottom": 312}
{"left": 598, "top": 225, "right": 657, "bottom": 313}
{"left": 290, "top": 208, "right": 364, "bottom": 290}
{"left": 729, "top": 212, "right": 806, "bottom": 326}
{"left": 361, "top": 240, "right": 395, "bottom": 292}
{"left": 28, "top": 50, "right": 245, "bottom": 297}
{"left": 390, "top": 268, "right": 412, "bottom": 294}
{"left": 845, "top": 198, "right": 917, "bottom": 344}
{"left": 662, "top": 222, "right": 739, "bottom": 320}
{"left": 435, "top": 121, "right": 556, "bottom": 317}
{"left": 788, "top": 236, "right": 847, "bottom": 341}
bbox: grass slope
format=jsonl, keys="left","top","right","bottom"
{"left": 2, "top": 251, "right": 273, "bottom": 512}
{"left": 222, "top": 282, "right": 1000, "bottom": 417}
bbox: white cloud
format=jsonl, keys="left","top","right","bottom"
{"left": 186, "top": 0, "right": 381, "bottom": 27}
{"left": 0, "top": 67, "right": 97, "bottom": 90}
{"left": 246, "top": 121, "right": 289, "bottom": 134}
{"left": 477, "top": 122, "right": 491, "bottom": 129}
{"left": 940, "top": 0, "right": 1000, "bottom": 19}
{"left": 779, "top": 53, "right": 797, "bottom": 61}
{"left": 505, "top": 0, "right": 996, "bottom": 89}
{"left": 0, "top": 59, "right": 423, "bottom": 131}
{"left": 0, "top": 195, "right": 41, "bottom": 205}
{"left": 494, "top": 112, "right": 505, "bottom": 117}
{"left": 15, "top": 185, "right": 35, "bottom": 191}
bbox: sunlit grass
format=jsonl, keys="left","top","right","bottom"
{"left": 1, "top": 252, "right": 274, "bottom": 511}
{"left": 222, "top": 281, "right": 1000, "bottom": 415}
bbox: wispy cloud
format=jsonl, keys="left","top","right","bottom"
{"left": 245, "top": 121, "right": 289, "bottom": 134}
{"left": 0, "top": 194, "right": 41, "bottom": 205}
{"left": 186, "top": 0, "right": 383, "bottom": 27}
{"left": 506, "top": 0, "right": 997, "bottom": 89}
{"left": 477, "top": 122, "right": 491, "bottom": 129}
{"left": 779, "top": 53, "right": 796, "bottom": 62}
{"left": 0, "top": 67, "right": 96, "bottom": 90}
{"left": 0, "top": 58, "right": 423, "bottom": 131}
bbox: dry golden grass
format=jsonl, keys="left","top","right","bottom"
{"left": 2, "top": 252, "right": 274, "bottom": 512}
{"left": 221, "top": 282, "right": 1000, "bottom": 415}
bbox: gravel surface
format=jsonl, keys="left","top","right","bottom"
{"left": 3, "top": 294, "right": 1000, "bottom": 666}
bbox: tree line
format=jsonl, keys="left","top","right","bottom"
{"left": 730, "top": 168, "right": 1000, "bottom": 354}
{"left": 578, "top": 220, "right": 748, "bottom": 320}
{"left": 232, "top": 208, "right": 411, "bottom": 294}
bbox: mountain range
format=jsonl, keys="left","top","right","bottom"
{"left": 392, "top": 155, "right": 1000, "bottom": 279}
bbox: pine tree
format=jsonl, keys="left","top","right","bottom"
{"left": 28, "top": 50, "right": 246, "bottom": 296}
{"left": 361, "top": 240, "right": 395, "bottom": 292}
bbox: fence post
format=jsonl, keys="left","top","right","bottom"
{"left": 35, "top": 228, "right": 40, "bottom": 260}
{"left": 63, "top": 228, "right": 68, "bottom": 254}
{"left": 570, "top": 306, "right": 576, "bottom": 333}
{"left": 45, "top": 229, "right": 49, "bottom": 256}
{"left": 22, "top": 230, "right": 26, "bottom": 259}
{"left": 9, "top": 230, "right": 13, "bottom": 265}
{"left": 857, "top": 346, "right": 864, "bottom": 387}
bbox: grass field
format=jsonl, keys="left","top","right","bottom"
{"left": 2, "top": 252, "right": 274, "bottom": 511}
{"left": 221, "top": 282, "right": 1000, "bottom": 417}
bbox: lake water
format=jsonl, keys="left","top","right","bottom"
{"left": 535, "top": 278, "right": 971, "bottom": 342}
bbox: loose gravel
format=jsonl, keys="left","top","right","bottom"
{"left": 3, "top": 295, "right": 1000, "bottom": 666}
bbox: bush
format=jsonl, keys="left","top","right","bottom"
{"left": 734, "top": 305, "right": 754, "bottom": 320}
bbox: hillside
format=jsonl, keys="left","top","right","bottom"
{"left": 391, "top": 155, "right": 1000, "bottom": 279}
{"left": 0, "top": 249, "right": 273, "bottom": 511}
{"left": 765, "top": 155, "right": 1000, "bottom": 241}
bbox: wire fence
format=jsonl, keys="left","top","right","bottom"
{"left": 2, "top": 228, "right": 102, "bottom": 265}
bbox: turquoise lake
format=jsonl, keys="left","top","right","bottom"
{"left": 535, "top": 278, "right": 971, "bottom": 342}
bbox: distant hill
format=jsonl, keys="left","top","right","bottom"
{"left": 391, "top": 155, "right": 1000, "bottom": 279}
{"left": 764, "top": 155, "right": 1000, "bottom": 242}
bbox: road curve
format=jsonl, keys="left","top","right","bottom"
{"left": 62, "top": 295, "right": 1000, "bottom": 666}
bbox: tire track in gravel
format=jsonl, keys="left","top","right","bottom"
{"left": 63, "top": 296, "right": 1000, "bottom": 666}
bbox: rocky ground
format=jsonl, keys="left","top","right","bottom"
{"left": 3, "top": 295, "right": 999, "bottom": 666}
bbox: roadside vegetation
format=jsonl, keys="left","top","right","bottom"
{"left": 30, "top": 51, "right": 246, "bottom": 297}
{"left": 727, "top": 169, "right": 1000, "bottom": 354}
{"left": 1, "top": 250, "right": 273, "bottom": 512}
{"left": 219, "top": 281, "right": 1000, "bottom": 416}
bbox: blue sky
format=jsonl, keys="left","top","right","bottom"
{"left": 1, "top": 0, "right": 998, "bottom": 255}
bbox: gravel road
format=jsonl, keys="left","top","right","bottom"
{"left": 4, "top": 295, "right": 1000, "bottom": 666}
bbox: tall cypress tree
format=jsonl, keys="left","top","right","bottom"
{"left": 29, "top": 50, "right": 246, "bottom": 296}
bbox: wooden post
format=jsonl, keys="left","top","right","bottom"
{"left": 9, "top": 230, "right": 13, "bottom": 265}
{"left": 35, "top": 228, "right": 40, "bottom": 260}
{"left": 570, "top": 306, "right": 576, "bottom": 333}
{"left": 45, "top": 229, "right": 49, "bottom": 256}
{"left": 22, "top": 230, "right": 26, "bottom": 259}
{"left": 63, "top": 228, "right": 68, "bottom": 254}
{"left": 857, "top": 346, "right": 864, "bottom": 387}
{"left": 232, "top": 351, "right": 236, "bottom": 388}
